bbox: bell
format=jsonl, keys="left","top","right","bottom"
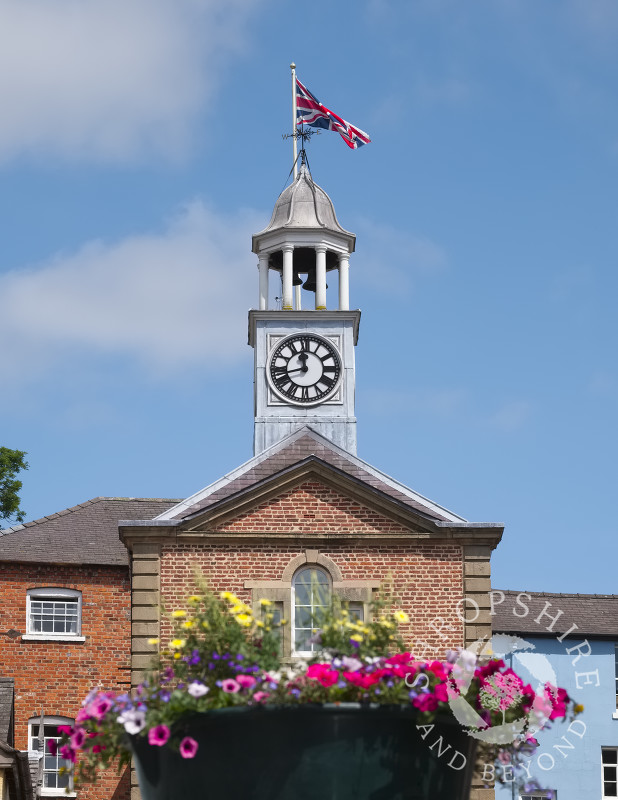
{"left": 302, "top": 266, "right": 327, "bottom": 293}
{"left": 292, "top": 267, "right": 303, "bottom": 287}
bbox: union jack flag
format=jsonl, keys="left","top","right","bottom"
{"left": 295, "top": 78, "right": 371, "bottom": 150}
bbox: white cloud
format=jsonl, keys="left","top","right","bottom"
{"left": 0, "top": 0, "right": 260, "bottom": 163}
{"left": 0, "top": 201, "right": 262, "bottom": 385}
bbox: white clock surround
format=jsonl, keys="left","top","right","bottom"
{"left": 249, "top": 310, "right": 360, "bottom": 455}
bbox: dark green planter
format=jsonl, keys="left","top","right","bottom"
{"left": 131, "top": 705, "right": 475, "bottom": 800}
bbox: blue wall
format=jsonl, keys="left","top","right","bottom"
{"left": 494, "top": 635, "right": 617, "bottom": 800}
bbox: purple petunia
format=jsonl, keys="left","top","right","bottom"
{"left": 180, "top": 737, "right": 199, "bottom": 759}
{"left": 148, "top": 725, "right": 171, "bottom": 746}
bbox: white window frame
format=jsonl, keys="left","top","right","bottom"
{"left": 292, "top": 566, "right": 332, "bottom": 657}
{"left": 28, "top": 715, "right": 76, "bottom": 797}
{"left": 520, "top": 792, "right": 557, "bottom": 800}
{"left": 603, "top": 748, "right": 618, "bottom": 799}
{"left": 23, "top": 588, "right": 85, "bottom": 642}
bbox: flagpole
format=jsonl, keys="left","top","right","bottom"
{"left": 291, "top": 62, "right": 298, "bottom": 180}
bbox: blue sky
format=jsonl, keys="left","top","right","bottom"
{"left": 1, "top": 0, "right": 616, "bottom": 594}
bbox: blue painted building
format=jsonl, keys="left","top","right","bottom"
{"left": 492, "top": 590, "right": 618, "bottom": 800}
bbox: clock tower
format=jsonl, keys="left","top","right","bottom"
{"left": 249, "top": 161, "right": 360, "bottom": 455}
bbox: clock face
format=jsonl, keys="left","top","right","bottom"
{"left": 268, "top": 334, "right": 342, "bottom": 406}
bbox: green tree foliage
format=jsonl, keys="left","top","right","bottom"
{"left": 0, "top": 447, "right": 29, "bottom": 524}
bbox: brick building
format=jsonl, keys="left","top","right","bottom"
{"left": 0, "top": 499, "right": 175, "bottom": 799}
{"left": 1, "top": 164, "right": 504, "bottom": 800}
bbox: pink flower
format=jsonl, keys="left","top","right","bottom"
{"left": 220, "top": 679, "right": 241, "bottom": 694}
{"left": 148, "top": 725, "right": 171, "bottom": 746}
{"left": 179, "top": 737, "right": 199, "bottom": 759}
{"left": 236, "top": 675, "right": 256, "bottom": 689}
{"left": 92, "top": 744, "right": 106, "bottom": 754}
{"left": 253, "top": 691, "right": 269, "bottom": 703}
{"left": 59, "top": 745, "right": 76, "bottom": 763}
{"left": 75, "top": 708, "right": 91, "bottom": 724}
{"left": 71, "top": 728, "right": 86, "bottom": 749}
{"left": 47, "top": 740, "right": 57, "bottom": 756}
{"left": 306, "top": 664, "right": 339, "bottom": 688}
{"left": 57, "top": 725, "right": 73, "bottom": 735}
{"left": 88, "top": 696, "right": 113, "bottom": 720}
{"left": 343, "top": 671, "right": 380, "bottom": 689}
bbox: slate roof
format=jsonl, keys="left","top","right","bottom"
{"left": 155, "top": 427, "right": 468, "bottom": 524}
{"left": 0, "top": 498, "right": 179, "bottom": 566}
{"left": 492, "top": 590, "right": 618, "bottom": 638}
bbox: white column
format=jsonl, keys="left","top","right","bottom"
{"left": 315, "top": 246, "right": 327, "bottom": 310}
{"left": 295, "top": 284, "right": 302, "bottom": 310}
{"left": 258, "top": 254, "right": 269, "bottom": 310}
{"left": 282, "top": 245, "right": 294, "bottom": 310}
{"left": 338, "top": 254, "right": 350, "bottom": 310}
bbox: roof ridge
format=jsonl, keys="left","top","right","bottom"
{"left": 496, "top": 589, "right": 618, "bottom": 599}
{"left": 1, "top": 497, "right": 182, "bottom": 535}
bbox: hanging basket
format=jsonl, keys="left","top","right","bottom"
{"left": 130, "top": 704, "right": 476, "bottom": 800}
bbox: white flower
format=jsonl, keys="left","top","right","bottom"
{"left": 117, "top": 709, "right": 146, "bottom": 735}
{"left": 342, "top": 656, "right": 363, "bottom": 672}
{"left": 187, "top": 681, "right": 209, "bottom": 698}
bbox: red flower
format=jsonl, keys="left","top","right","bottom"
{"left": 306, "top": 664, "right": 339, "bottom": 688}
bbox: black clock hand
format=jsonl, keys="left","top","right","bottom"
{"left": 287, "top": 352, "right": 309, "bottom": 375}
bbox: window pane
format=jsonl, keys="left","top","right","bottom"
{"left": 293, "top": 568, "right": 330, "bottom": 652}
{"left": 349, "top": 603, "right": 364, "bottom": 622}
{"left": 294, "top": 582, "right": 311, "bottom": 606}
{"left": 29, "top": 596, "right": 79, "bottom": 635}
{"left": 296, "top": 607, "right": 313, "bottom": 628}
{"left": 605, "top": 766, "right": 617, "bottom": 781}
{"left": 605, "top": 750, "right": 618, "bottom": 765}
{"left": 295, "top": 630, "right": 311, "bottom": 652}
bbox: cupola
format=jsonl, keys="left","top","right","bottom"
{"left": 252, "top": 162, "right": 356, "bottom": 311}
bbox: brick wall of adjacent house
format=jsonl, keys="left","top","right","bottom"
{"left": 158, "top": 484, "right": 466, "bottom": 655}
{"left": 0, "top": 561, "right": 131, "bottom": 800}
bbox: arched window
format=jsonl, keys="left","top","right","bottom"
{"left": 28, "top": 715, "right": 75, "bottom": 795}
{"left": 292, "top": 567, "right": 331, "bottom": 655}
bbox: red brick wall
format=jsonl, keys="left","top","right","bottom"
{"left": 0, "top": 561, "right": 131, "bottom": 800}
{"left": 160, "top": 484, "right": 465, "bottom": 656}
{"left": 213, "top": 482, "right": 415, "bottom": 535}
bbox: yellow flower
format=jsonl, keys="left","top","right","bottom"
{"left": 181, "top": 620, "right": 194, "bottom": 629}
{"left": 220, "top": 591, "right": 240, "bottom": 604}
{"left": 187, "top": 595, "right": 202, "bottom": 604}
{"left": 231, "top": 603, "right": 252, "bottom": 615}
{"left": 235, "top": 613, "right": 252, "bottom": 627}
{"left": 256, "top": 620, "right": 264, "bottom": 628}
{"left": 393, "top": 610, "right": 409, "bottom": 624}
{"left": 259, "top": 598, "right": 272, "bottom": 607}
{"left": 201, "top": 621, "right": 210, "bottom": 629}
{"left": 147, "top": 638, "right": 159, "bottom": 645}
{"left": 174, "top": 652, "right": 181, "bottom": 660}
{"left": 280, "top": 619, "right": 288, "bottom": 626}
{"left": 574, "top": 704, "right": 585, "bottom": 714}
{"left": 350, "top": 634, "right": 363, "bottom": 642}
{"left": 169, "top": 638, "right": 186, "bottom": 650}
{"left": 171, "top": 609, "right": 187, "bottom": 618}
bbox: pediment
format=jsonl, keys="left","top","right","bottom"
{"left": 177, "top": 460, "right": 443, "bottom": 537}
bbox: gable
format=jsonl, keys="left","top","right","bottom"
{"left": 197, "top": 481, "right": 424, "bottom": 536}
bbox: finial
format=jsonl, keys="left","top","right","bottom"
{"left": 290, "top": 62, "right": 296, "bottom": 70}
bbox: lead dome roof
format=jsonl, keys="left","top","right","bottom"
{"left": 252, "top": 165, "right": 355, "bottom": 253}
